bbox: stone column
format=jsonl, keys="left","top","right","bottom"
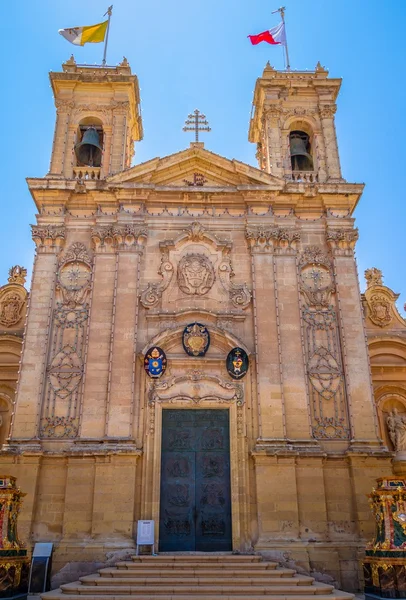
{"left": 327, "top": 226, "right": 381, "bottom": 447}
{"left": 49, "top": 102, "right": 73, "bottom": 176}
{"left": 245, "top": 226, "right": 285, "bottom": 442}
{"left": 11, "top": 225, "right": 65, "bottom": 440}
{"left": 273, "top": 230, "right": 313, "bottom": 441}
{"left": 320, "top": 105, "right": 342, "bottom": 181}
{"left": 106, "top": 224, "right": 147, "bottom": 438}
{"left": 79, "top": 226, "right": 117, "bottom": 439}
{"left": 109, "top": 107, "right": 128, "bottom": 175}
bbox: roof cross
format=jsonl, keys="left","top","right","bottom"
{"left": 183, "top": 109, "right": 211, "bottom": 143}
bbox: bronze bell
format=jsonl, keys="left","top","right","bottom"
{"left": 289, "top": 131, "right": 313, "bottom": 171}
{"left": 75, "top": 127, "right": 102, "bottom": 167}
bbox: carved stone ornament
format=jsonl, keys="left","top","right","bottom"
{"left": 319, "top": 104, "right": 337, "bottom": 119}
{"left": 365, "top": 267, "right": 383, "bottom": 288}
{"left": 299, "top": 246, "right": 334, "bottom": 307}
{"left": 148, "top": 371, "right": 244, "bottom": 434}
{"left": 0, "top": 292, "right": 24, "bottom": 327}
{"left": 57, "top": 242, "right": 92, "bottom": 306}
{"left": 326, "top": 228, "right": 359, "bottom": 256}
{"left": 218, "top": 255, "right": 251, "bottom": 309}
{"left": 177, "top": 253, "right": 215, "bottom": 296}
{"left": 182, "top": 323, "right": 210, "bottom": 357}
{"left": 31, "top": 224, "right": 66, "bottom": 252}
{"left": 91, "top": 224, "right": 147, "bottom": 252}
{"left": 245, "top": 226, "right": 300, "bottom": 253}
{"left": 307, "top": 346, "right": 342, "bottom": 400}
{"left": 369, "top": 294, "right": 392, "bottom": 328}
{"left": 7, "top": 266, "right": 27, "bottom": 286}
{"left": 140, "top": 248, "right": 174, "bottom": 308}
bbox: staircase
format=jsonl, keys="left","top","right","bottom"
{"left": 42, "top": 554, "right": 354, "bottom": 600}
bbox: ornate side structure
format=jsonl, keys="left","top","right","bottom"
{"left": 0, "top": 57, "right": 403, "bottom": 592}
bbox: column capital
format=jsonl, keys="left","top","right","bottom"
{"left": 91, "top": 224, "right": 147, "bottom": 253}
{"left": 31, "top": 224, "right": 66, "bottom": 253}
{"left": 246, "top": 225, "right": 300, "bottom": 254}
{"left": 326, "top": 227, "right": 359, "bottom": 256}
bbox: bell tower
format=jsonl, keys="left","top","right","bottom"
{"left": 48, "top": 56, "right": 143, "bottom": 179}
{"left": 249, "top": 62, "right": 342, "bottom": 183}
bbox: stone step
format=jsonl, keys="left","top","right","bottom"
{"left": 130, "top": 555, "right": 262, "bottom": 562}
{"left": 98, "top": 567, "right": 297, "bottom": 578}
{"left": 59, "top": 583, "right": 335, "bottom": 596}
{"left": 80, "top": 575, "right": 314, "bottom": 586}
{"left": 41, "top": 589, "right": 354, "bottom": 600}
{"left": 115, "top": 561, "right": 279, "bottom": 570}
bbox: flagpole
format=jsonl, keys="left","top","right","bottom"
{"left": 102, "top": 5, "right": 113, "bottom": 66}
{"left": 272, "top": 6, "right": 290, "bottom": 70}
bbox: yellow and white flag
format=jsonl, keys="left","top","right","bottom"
{"left": 58, "top": 20, "right": 108, "bottom": 46}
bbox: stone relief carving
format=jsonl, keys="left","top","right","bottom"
{"left": 40, "top": 242, "right": 92, "bottom": 439}
{"left": 91, "top": 224, "right": 147, "bottom": 252}
{"left": 387, "top": 409, "right": 406, "bottom": 452}
{"left": 365, "top": 267, "right": 383, "bottom": 288}
{"left": 319, "top": 105, "right": 337, "bottom": 119}
{"left": 299, "top": 246, "right": 349, "bottom": 440}
{"left": 148, "top": 371, "right": 244, "bottom": 435}
{"left": 0, "top": 292, "right": 24, "bottom": 327}
{"left": 7, "top": 266, "right": 27, "bottom": 286}
{"left": 326, "top": 227, "right": 359, "bottom": 256}
{"left": 140, "top": 248, "right": 174, "bottom": 308}
{"left": 177, "top": 253, "right": 215, "bottom": 296}
{"left": 218, "top": 256, "right": 251, "bottom": 309}
{"left": 31, "top": 224, "right": 66, "bottom": 252}
{"left": 368, "top": 294, "right": 393, "bottom": 328}
{"left": 245, "top": 226, "right": 300, "bottom": 253}
{"left": 363, "top": 267, "right": 405, "bottom": 329}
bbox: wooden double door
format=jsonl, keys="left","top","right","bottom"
{"left": 159, "top": 409, "right": 232, "bottom": 551}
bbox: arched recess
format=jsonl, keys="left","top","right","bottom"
{"left": 281, "top": 115, "right": 321, "bottom": 176}
{"left": 375, "top": 388, "right": 406, "bottom": 451}
{"left": 138, "top": 319, "right": 253, "bottom": 552}
{"left": 0, "top": 335, "right": 23, "bottom": 446}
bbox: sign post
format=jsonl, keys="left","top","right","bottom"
{"left": 136, "top": 520, "right": 156, "bottom": 556}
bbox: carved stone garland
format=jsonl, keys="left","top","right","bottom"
{"left": 299, "top": 246, "right": 349, "bottom": 439}
{"left": 148, "top": 371, "right": 245, "bottom": 435}
{"left": 40, "top": 242, "right": 92, "bottom": 439}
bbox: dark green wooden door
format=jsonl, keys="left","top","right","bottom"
{"left": 159, "top": 409, "right": 232, "bottom": 551}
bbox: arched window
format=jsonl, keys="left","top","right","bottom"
{"left": 75, "top": 117, "right": 104, "bottom": 168}
{"left": 289, "top": 130, "right": 313, "bottom": 172}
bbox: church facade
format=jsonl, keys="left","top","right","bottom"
{"left": 0, "top": 57, "right": 405, "bottom": 591}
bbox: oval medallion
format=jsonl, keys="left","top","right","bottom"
{"left": 144, "top": 346, "right": 167, "bottom": 378}
{"left": 182, "top": 323, "right": 210, "bottom": 357}
{"left": 226, "top": 347, "right": 249, "bottom": 379}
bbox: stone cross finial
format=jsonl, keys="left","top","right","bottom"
{"left": 8, "top": 265, "right": 27, "bottom": 286}
{"left": 365, "top": 267, "right": 383, "bottom": 288}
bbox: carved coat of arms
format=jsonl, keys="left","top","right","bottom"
{"left": 0, "top": 293, "right": 23, "bottom": 327}
{"left": 177, "top": 253, "right": 215, "bottom": 296}
{"left": 182, "top": 323, "right": 210, "bottom": 357}
{"left": 369, "top": 294, "right": 392, "bottom": 327}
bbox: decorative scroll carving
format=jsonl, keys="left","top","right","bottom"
{"left": 299, "top": 245, "right": 349, "bottom": 439}
{"left": 326, "top": 227, "right": 359, "bottom": 256}
{"left": 148, "top": 372, "right": 244, "bottom": 434}
{"left": 140, "top": 248, "right": 174, "bottom": 308}
{"left": 40, "top": 241, "right": 92, "bottom": 439}
{"left": 218, "top": 256, "right": 251, "bottom": 309}
{"left": 91, "top": 224, "right": 147, "bottom": 252}
{"left": 7, "top": 266, "right": 27, "bottom": 286}
{"left": 245, "top": 226, "right": 300, "bottom": 253}
{"left": 177, "top": 253, "right": 215, "bottom": 296}
{"left": 31, "top": 225, "right": 65, "bottom": 252}
{"left": 319, "top": 104, "right": 337, "bottom": 119}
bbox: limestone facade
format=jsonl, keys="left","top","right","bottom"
{"left": 0, "top": 57, "right": 404, "bottom": 592}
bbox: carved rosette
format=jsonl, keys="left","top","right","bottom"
{"left": 91, "top": 224, "right": 147, "bottom": 253}
{"left": 56, "top": 242, "right": 93, "bottom": 307}
{"left": 245, "top": 226, "right": 300, "bottom": 254}
{"left": 326, "top": 227, "right": 359, "bottom": 256}
{"left": 299, "top": 246, "right": 334, "bottom": 307}
{"left": 31, "top": 224, "right": 66, "bottom": 253}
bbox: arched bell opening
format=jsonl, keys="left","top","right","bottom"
{"left": 75, "top": 116, "right": 104, "bottom": 168}
{"left": 289, "top": 129, "right": 314, "bottom": 172}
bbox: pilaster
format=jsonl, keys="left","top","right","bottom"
{"left": 326, "top": 226, "right": 381, "bottom": 447}
{"left": 319, "top": 105, "right": 342, "bottom": 181}
{"left": 11, "top": 225, "right": 65, "bottom": 439}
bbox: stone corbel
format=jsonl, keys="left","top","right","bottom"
{"left": 31, "top": 225, "right": 66, "bottom": 253}
{"left": 326, "top": 227, "right": 359, "bottom": 256}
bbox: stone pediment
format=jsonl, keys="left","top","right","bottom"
{"left": 107, "top": 145, "right": 283, "bottom": 188}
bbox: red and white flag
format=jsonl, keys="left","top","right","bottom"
{"left": 248, "top": 21, "right": 286, "bottom": 46}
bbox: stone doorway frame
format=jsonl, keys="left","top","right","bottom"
{"left": 140, "top": 374, "right": 250, "bottom": 552}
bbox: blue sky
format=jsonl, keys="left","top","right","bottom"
{"left": 0, "top": 0, "right": 404, "bottom": 311}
